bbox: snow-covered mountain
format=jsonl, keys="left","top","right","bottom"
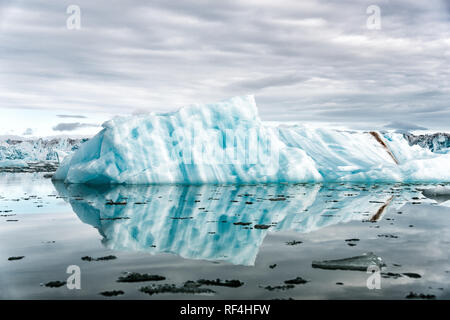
{"left": 404, "top": 132, "right": 450, "bottom": 153}
{"left": 0, "top": 137, "right": 88, "bottom": 162}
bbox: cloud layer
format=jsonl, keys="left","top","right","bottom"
{"left": 52, "top": 122, "right": 99, "bottom": 131}
{"left": 1, "top": 0, "right": 449, "bottom": 131}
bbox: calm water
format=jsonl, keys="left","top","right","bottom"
{"left": 1, "top": 173, "right": 449, "bottom": 299}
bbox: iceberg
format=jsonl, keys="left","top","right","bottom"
{"left": 0, "top": 159, "right": 29, "bottom": 168}
{"left": 53, "top": 95, "right": 450, "bottom": 184}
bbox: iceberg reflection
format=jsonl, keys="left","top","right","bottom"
{"left": 53, "top": 182, "right": 413, "bottom": 265}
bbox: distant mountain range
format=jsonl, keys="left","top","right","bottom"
{"left": 404, "top": 132, "right": 450, "bottom": 153}
{"left": 0, "top": 137, "right": 89, "bottom": 162}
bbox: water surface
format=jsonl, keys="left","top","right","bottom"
{"left": 1, "top": 173, "right": 449, "bottom": 299}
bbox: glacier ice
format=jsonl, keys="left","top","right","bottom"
{"left": 53, "top": 95, "right": 450, "bottom": 184}
{"left": 404, "top": 132, "right": 450, "bottom": 153}
{"left": 0, "top": 159, "right": 29, "bottom": 167}
{"left": 0, "top": 137, "right": 87, "bottom": 163}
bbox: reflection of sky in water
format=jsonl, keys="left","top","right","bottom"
{"left": 1, "top": 174, "right": 449, "bottom": 299}
{"left": 0, "top": 173, "right": 69, "bottom": 215}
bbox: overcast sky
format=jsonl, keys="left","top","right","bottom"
{"left": 0, "top": 0, "right": 449, "bottom": 136}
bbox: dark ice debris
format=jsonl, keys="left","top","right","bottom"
{"left": 402, "top": 273, "right": 421, "bottom": 279}
{"left": 233, "top": 222, "right": 252, "bottom": 226}
{"left": 100, "top": 217, "right": 130, "bottom": 220}
{"left": 286, "top": 240, "right": 303, "bottom": 246}
{"left": 44, "top": 281, "right": 66, "bottom": 288}
{"left": 254, "top": 224, "right": 271, "bottom": 229}
{"left": 264, "top": 284, "right": 295, "bottom": 291}
{"left": 377, "top": 234, "right": 398, "bottom": 239}
{"left": 381, "top": 272, "right": 403, "bottom": 279}
{"left": 117, "top": 272, "right": 166, "bottom": 283}
{"left": 81, "top": 255, "right": 117, "bottom": 262}
{"left": 100, "top": 290, "right": 124, "bottom": 297}
{"left": 8, "top": 256, "right": 24, "bottom": 261}
{"left": 268, "top": 197, "right": 287, "bottom": 201}
{"left": 269, "top": 264, "right": 277, "bottom": 269}
{"left": 284, "top": 277, "right": 308, "bottom": 285}
{"left": 105, "top": 200, "right": 127, "bottom": 205}
{"left": 197, "top": 279, "right": 243, "bottom": 288}
{"left": 405, "top": 292, "right": 435, "bottom": 299}
{"left": 140, "top": 281, "right": 215, "bottom": 296}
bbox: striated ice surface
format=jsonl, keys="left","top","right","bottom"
{"left": 53, "top": 95, "right": 450, "bottom": 184}
{"left": 53, "top": 182, "right": 423, "bottom": 265}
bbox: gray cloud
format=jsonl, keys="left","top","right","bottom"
{"left": 0, "top": 0, "right": 449, "bottom": 130}
{"left": 384, "top": 121, "right": 428, "bottom": 131}
{"left": 22, "top": 128, "right": 33, "bottom": 135}
{"left": 57, "top": 114, "right": 87, "bottom": 119}
{"left": 52, "top": 122, "right": 98, "bottom": 131}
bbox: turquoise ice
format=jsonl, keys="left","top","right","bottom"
{"left": 53, "top": 95, "right": 450, "bottom": 184}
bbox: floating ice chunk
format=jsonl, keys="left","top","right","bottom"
{"left": 421, "top": 186, "right": 450, "bottom": 203}
{"left": 0, "top": 159, "right": 28, "bottom": 167}
{"left": 421, "top": 186, "right": 450, "bottom": 197}
{"left": 312, "top": 252, "right": 386, "bottom": 271}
